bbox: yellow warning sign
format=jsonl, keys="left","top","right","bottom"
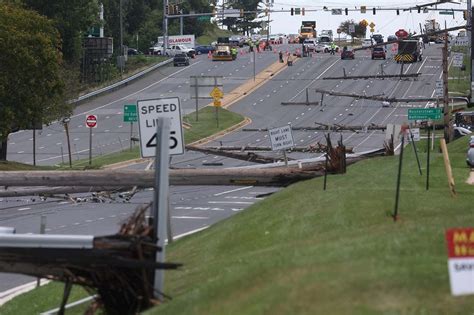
{"left": 213, "top": 99, "right": 222, "bottom": 107}
{"left": 210, "top": 87, "right": 224, "bottom": 99}
{"left": 369, "top": 22, "right": 375, "bottom": 28}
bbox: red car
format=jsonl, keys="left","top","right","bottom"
{"left": 371, "top": 47, "right": 386, "bottom": 60}
{"left": 341, "top": 47, "right": 355, "bottom": 59}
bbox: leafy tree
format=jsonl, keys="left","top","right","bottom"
{"left": 0, "top": 4, "right": 67, "bottom": 160}
{"left": 22, "top": 0, "right": 100, "bottom": 63}
{"left": 338, "top": 19, "right": 367, "bottom": 38}
{"left": 222, "top": 0, "right": 262, "bottom": 34}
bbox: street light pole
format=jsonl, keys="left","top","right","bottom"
{"left": 119, "top": 0, "right": 124, "bottom": 76}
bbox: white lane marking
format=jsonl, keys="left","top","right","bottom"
{"left": 172, "top": 216, "right": 209, "bottom": 219}
{"left": 59, "top": 201, "right": 69, "bottom": 205}
{"left": 174, "top": 226, "right": 209, "bottom": 240}
{"left": 208, "top": 201, "right": 254, "bottom": 204}
{"left": 17, "top": 207, "right": 31, "bottom": 211}
{"left": 213, "top": 186, "right": 253, "bottom": 196}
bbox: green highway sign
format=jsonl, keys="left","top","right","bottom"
{"left": 197, "top": 16, "right": 211, "bottom": 22}
{"left": 439, "top": 10, "right": 454, "bottom": 15}
{"left": 408, "top": 108, "right": 442, "bottom": 120}
{"left": 124, "top": 104, "right": 138, "bottom": 122}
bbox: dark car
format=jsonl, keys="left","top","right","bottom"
{"left": 387, "top": 35, "right": 397, "bottom": 42}
{"left": 341, "top": 46, "right": 355, "bottom": 59}
{"left": 371, "top": 47, "right": 386, "bottom": 60}
{"left": 173, "top": 53, "right": 190, "bottom": 66}
{"left": 194, "top": 45, "right": 215, "bottom": 55}
{"left": 127, "top": 48, "right": 142, "bottom": 55}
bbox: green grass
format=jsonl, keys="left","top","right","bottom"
{"left": 448, "top": 46, "right": 470, "bottom": 96}
{"left": 3, "top": 136, "right": 473, "bottom": 314}
{"left": 55, "top": 106, "right": 245, "bottom": 169}
{"left": 0, "top": 161, "right": 55, "bottom": 171}
{"left": 197, "top": 28, "right": 233, "bottom": 45}
{"left": 0, "top": 282, "right": 90, "bottom": 314}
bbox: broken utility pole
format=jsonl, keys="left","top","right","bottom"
{"left": 281, "top": 88, "right": 319, "bottom": 105}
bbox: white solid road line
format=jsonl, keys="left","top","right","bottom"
{"left": 172, "top": 216, "right": 209, "bottom": 220}
{"left": 213, "top": 186, "right": 253, "bottom": 196}
{"left": 0, "top": 279, "right": 51, "bottom": 306}
{"left": 208, "top": 201, "right": 254, "bottom": 205}
{"left": 17, "top": 207, "right": 31, "bottom": 211}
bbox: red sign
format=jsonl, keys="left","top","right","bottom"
{"left": 395, "top": 29, "right": 408, "bottom": 39}
{"left": 85, "top": 114, "right": 97, "bottom": 128}
{"left": 446, "top": 228, "right": 474, "bottom": 258}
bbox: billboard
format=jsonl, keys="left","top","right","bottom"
{"left": 157, "top": 35, "right": 195, "bottom": 48}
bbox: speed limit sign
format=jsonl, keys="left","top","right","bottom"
{"left": 137, "top": 97, "right": 184, "bottom": 157}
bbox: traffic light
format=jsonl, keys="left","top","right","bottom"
{"left": 397, "top": 9, "right": 399, "bottom": 15}
{"left": 463, "top": 10, "right": 468, "bottom": 20}
{"left": 291, "top": 7, "right": 294, "bottom": 15}
{"left": 165, "top": 4, "right": 169, "bottom": 15}
{"left": 373, "top": 7, "right": 376, "bottom": 15}
{"left": 240, "top": 9, "right": 244, "bottom": 17}
{"left": 265, "top": 8, "right": 268, "bottom": 16}
{"left": 345, "top": 8, "right": 348, "bottom": 15}
{"left": 174, "top": 5, "right": 179, "bottom": 14}
{"left": 417, "top": 7, "right": 421, "bottom": 13}
{"left": 302, "top": 7, "right": 305, "bottom": 16}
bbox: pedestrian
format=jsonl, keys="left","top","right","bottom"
{"left": 279, "top": 51, "right": 283, "bottom": 63}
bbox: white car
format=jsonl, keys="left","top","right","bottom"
{"left": 315, "top": 42, "right": 339, "bottom": 53}
{"left": 149, "top": 45, "right": 165, "bottom": 55}
{"left": 166, "top": 45, "right": 196, "bottom": 57}
{"left": 362, "top": 38, "right": 373, "bottom": 48}
{"left": 303, "top": 39, "right": 318, "bottom": 51}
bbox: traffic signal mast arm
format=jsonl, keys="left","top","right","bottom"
{"left": 165, "top": 6, "right": 466, "bottom": 19}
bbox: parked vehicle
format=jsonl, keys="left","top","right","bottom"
{"left": 341, "top": 46, "right": 355, "bottom": 59}
{"left": 387, "top": 35, "right": 398, "bottom": 42}
{"left": 127, "top": 48, "right": 142, "bottom": 55}
{"left": 362, "top": 38, "right": 373, "bottom": 48}
{"left": 149, "top": 45, "right": 165, "bottom": 55}
{"left": 395, "top": 40, "right": 422, "bottom": 62}
{"left": 194, "top": 45, "right": 215, "bottom": 55}
{"left": 371, "top": 33, "right": 384, "bottom": 44}
{"left": 229, "top": 36, "right": 244, "bottom": 47}
{"left": 371, "top": 47, "right": 386, "bottom": 59}
{"left": 303, "top": 38, "right": 318, "bottom": 51}
{"left": 173, "top": 53, "right": 190, "bottom": 66}
{"left": 166, "top": 44, "right": 196, "bottom": 57}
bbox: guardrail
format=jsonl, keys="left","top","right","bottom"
{"left": 69, "top": 58, "right": 173, "bottom": 104}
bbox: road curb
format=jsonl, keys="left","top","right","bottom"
{"left": 0, "top": 279, "right": 50, "bottom": 306}
{"left": 188, "top": 117, "right": 252, "bottom": 147}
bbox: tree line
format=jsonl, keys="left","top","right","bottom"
{"left": 0, "top": 0, "right": 262, "bottom": 160}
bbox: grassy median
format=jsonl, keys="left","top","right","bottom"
{"left": 2, "top": 135, "right": 473, "bottom": 314}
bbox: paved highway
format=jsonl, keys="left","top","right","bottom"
{"left": 0, "top": 43, "right": 445, "bottom": 295}
{"left": 0, "top": 185, "right": 280, "bottom": 293}
{"left": 173, "top": 43, "right": 445, "bottom": 167}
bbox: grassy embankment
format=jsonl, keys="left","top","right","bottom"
{"left": 2, "top": 134, "right": 473, "bottom": 314}
{"left": 448, "top": 46, "right": 470, "bottom": 96}
{"left": 54, "top": 106, "right": 244, "bottom": 169}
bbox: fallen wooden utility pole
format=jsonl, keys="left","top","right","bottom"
{"left": 185, "top": 145, "right": 287, "bottom": 164}
{"left": 192, "top": 145, "right": 354, "bottom": 154}
{"left": 243, "top": 124, "right": 387, "bottom": 132}
{"left": 0, "top": 168, "right": 321, "bottom": 188}
{"left": 323, "top": 73, "right": 420, "bottom": 80}
{"left": 281, "top": 88, "right": 319, "bottom": 105}
{"left": 314, "top": 88, "right": 464, "bottom": 104}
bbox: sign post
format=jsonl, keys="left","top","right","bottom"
{"left": 268, "top": 125, "right": 294, "bottom": 167}
{"left": 124, "top": 104, "right": 138, "bottom": 150}
{"left": 137, "top": 97, "right": 184, "bottom": 158}
{"left": 210, "top": 86, "right": 224, "bottom": 128}
{"left": 85, "top": 114, "right": 97, "bottom": 165}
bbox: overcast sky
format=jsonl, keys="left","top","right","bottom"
{"left": 254, "top": 0, "right": 468, "bottom": 37}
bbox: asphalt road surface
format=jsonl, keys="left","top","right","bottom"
{"left": 0, "top": 43, "right": 445, "bottom": 295}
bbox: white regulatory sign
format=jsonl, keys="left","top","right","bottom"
{"left": 410, "top": 128, "right": 420, "bottom": 141}
{"left": 137, "top": 97, "right": 184, "bottom": 157}
{"left": 452, "top": 53, "right": 464, "bottom": 68}
{"left": 269, "top": 125, "right": 294, "bottom": 151}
